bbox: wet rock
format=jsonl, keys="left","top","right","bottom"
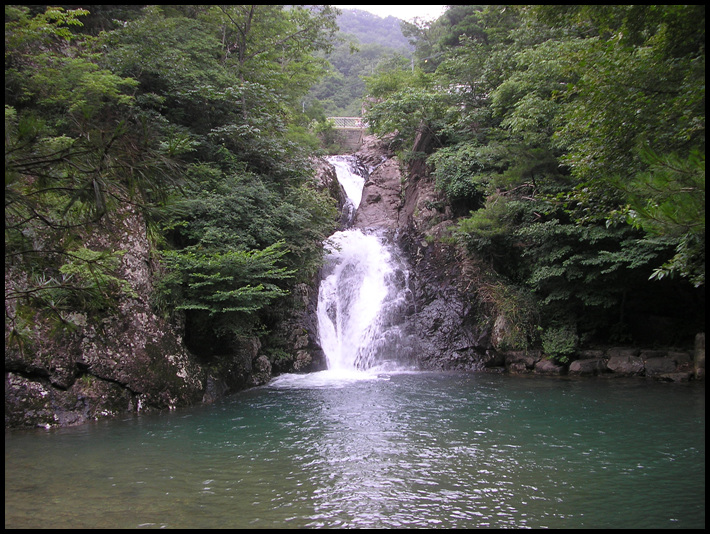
{"left": 508, "top": 362, "right": 529, "bottom": 374}
{"left": 250, "top": 355, "right": 272, "bottom": 387}
{"left": 4, "top": 374, "right": 57, "bottom": 429}
{"left": 643, "top": 357, "right": 677, "bottom": 376}
{"left": 654, "top": 372, "right": 694, "bottom": 382}
{"left": 667, "top": 351, "right": 692, "bottom": 364}
{"left": 607, "top": 347, "right": 640, "bottom": 358}
{"left": 406, "top": 291, "right": 486, "bottom": 371}
{"left": 639, "top": 349, "right": 668, "bottom": 360}
{"left": 577, "top": 349, "right": 606, "bottom": 360}
{"left": 352, "top": 157, "right": 403, "bottom": 230}
{"left": 5, "top": 206, "right": 208, "bottom": 429}
{"left": 535, "top": 359, "right": 565, "bottom": 375}
{"left": 505, "top": 351, "right": 541, "bottom": 370}
{"left": 569, "top": 358, "right": 608, "bottom": 376}
{"left": 607, "top": 354, "right": 645, "bottom": 376}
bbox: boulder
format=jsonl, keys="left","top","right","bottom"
{"left": 352, "top": 157, "right": 403, "bottom": 230}
{"left": 576, "top": 349, "right": 606, "bottom": 359}
{"left": 607, "top": 354, "right": 645, "bottom": 376}
{"left": 535, "top": 359, "right": 565, "bottom": 375}
{"left": 508, "top": 362, "right": 530, "bottom": 374}
{"left": 505, "top": 351, "right": 540, "bottom": 370}
{"left": 644, "top": 357, "right": 677, "bottom": 376}
{"left": 569, "top": 358, "right": 608, "bottom": 376}
{"left": 607, "top": 347, "right": 640, "bottom": 358}
{"left": 639, "top": 349, "right": 668, "bottom": 360}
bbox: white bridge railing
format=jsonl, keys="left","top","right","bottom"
{"left": 327, "top": 117, "right": 367, "bottom": 129}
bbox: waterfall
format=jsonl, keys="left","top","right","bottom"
{"left": 317, "top": 156, "right": 415, "bottom": 373}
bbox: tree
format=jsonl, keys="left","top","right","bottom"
{"left": 365, "top": 4, "right": 704, "bottom": 350}
{"left": 6, "top": 5, "right": 341, "bottom": 361}
{"left": 212, "top": 5, "right": 338, "bottom": 117}
{"left": 617, "top": 149, "right": 705, "bottom": 287}
{"left": 5, "top": 6, "right": 180, "bottom": 327}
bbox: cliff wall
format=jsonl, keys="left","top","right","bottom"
{"left": 351, "top": 133, "right": 496, "bottom": 371}
{"left": 4, "top": 155, "right": 345, "bottom": 429}
{"left": 5, "top": 206, "right": 209, "bottom": 428}
{"left": 348, "top": 134, "right": 703, "bottom": 378}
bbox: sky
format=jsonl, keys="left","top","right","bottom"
{"left": 333, "top": 5, "right": 447, "bottom": 23}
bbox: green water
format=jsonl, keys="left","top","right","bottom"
{"left": 5, "top": 372, "right": 705, "bottom": 529}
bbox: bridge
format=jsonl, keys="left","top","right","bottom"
{"left": 327, "top": 116, "right": 368, "bottom": 129}
{"left": 326, "top": 117, "right": 368, "bottom": 151}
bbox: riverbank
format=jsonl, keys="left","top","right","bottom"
{"left": 489, "top": 333, "right": 704, "bottom": 383}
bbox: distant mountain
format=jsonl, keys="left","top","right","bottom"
{"left": 335, "top": 8, "right": 413, "bottom": 51}
{"left": 305, "top": 8, "right": 413, "bottom": 117}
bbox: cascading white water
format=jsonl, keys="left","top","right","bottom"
{"left": 317, "top": 229, "right": 393, "bottom": 371}
{"left": 316, "top": 156, "right": 414, "bottom": 374}
{"left": 327, "top": 155, "right": 365, "bottom": 210}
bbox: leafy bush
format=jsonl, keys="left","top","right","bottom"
{"left": 541, "top": 324, "right": 578, "bottom": 363}
{"left": 157, "top": 243, "right": 293, "bottom": 337}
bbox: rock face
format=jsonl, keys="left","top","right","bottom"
{"left": 5, "top": 206, "right": 208, "bottom": 429}
{"left": 348, "top": 134, "right": 494, "bottom": 371}
{"left": 333, "top": 134, "right": 703, "bottom": 377}
{"left": 4, "top": 156, "right": 346, "bottom": 429}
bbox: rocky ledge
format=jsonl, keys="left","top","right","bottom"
{"left": 491, "top": 333, "right": 705, "bottom": 382}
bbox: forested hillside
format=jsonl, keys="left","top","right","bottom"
{"left": 306, "top": 8, "right": 413, "bottom": 117}
{"left": 5, "top": 5, "right": 340, "bottom": 364}
{"left": 366, "top": 5, "right": 705, "bottom": 357}
{"left": 337, "top": 8, "right": 412, "bottom": 50}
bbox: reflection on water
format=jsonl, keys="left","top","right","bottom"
{"left": 5, "top": 372, "right": 705, "bottom": 529}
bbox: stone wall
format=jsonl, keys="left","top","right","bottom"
{"left": 335, "top": 127, "right": 365, "bottom": 152}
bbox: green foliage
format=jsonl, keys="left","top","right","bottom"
{"left": 368, "top": 4, "right": 704, "bottom": 347}
{"left": 160, "top": 164, "right": 336, "bottom": 279}
{"left": 428, "top": 141, "right": 513, "bottom": 209}
{"left": 336, "top": 9, "right": 412, "bottom": 51}
{"left": 57, "top": 248, "right": 137, "bottom": 304}
{"left": 5, "top": 246, "right": 137, "bottom": 339}
{"left": 306, "top": 8, "right": 413, "bottom": 116}
{"left": 155, "top": 156, "right": 336, "bottom": 342}
{"left": 5, "top": 5, "right": 182, "bottom": 329}
{"left": 364, "top": 71, "right": 451, "bottom": 151}
{"left": 6, "top": 4, "right": 343, "bottom": 358}
{"left": 518, "top": 221, "right": 664, "bottom": 298}
{"left": 616, "top": 149, "right": 705, "bottom": 287}
{"left": 547, "top": 6, "right": 706, "bottom": 183}
{"left": 311, "top": 118, "right": 344, "bottom": 153}
{"left": 209, "top": 4, "right": 338, "bottom": 112}
{"left": 455, "top": 195, "right": 537, "bottom": 270}
{"left": 158, "top": 243, "right": 293, "bottom": 337}
{"left": 5, "top": 3, "right": 705, "bottom": 362}
{"left": 482, "top": 280, "right": 540, "bottom": 351}
{"left": 4, "top": 5, "right": 88, "bottom": 49}
{"left": 540, "top": 324, "right": 578, "bottom": 363}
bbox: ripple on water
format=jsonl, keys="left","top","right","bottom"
{"left": 4, "top": 373, "right": 705, "bottom": 529}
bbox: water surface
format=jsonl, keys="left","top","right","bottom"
{"left": 5, "top": 372, "right": 705, "bottom": 529}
